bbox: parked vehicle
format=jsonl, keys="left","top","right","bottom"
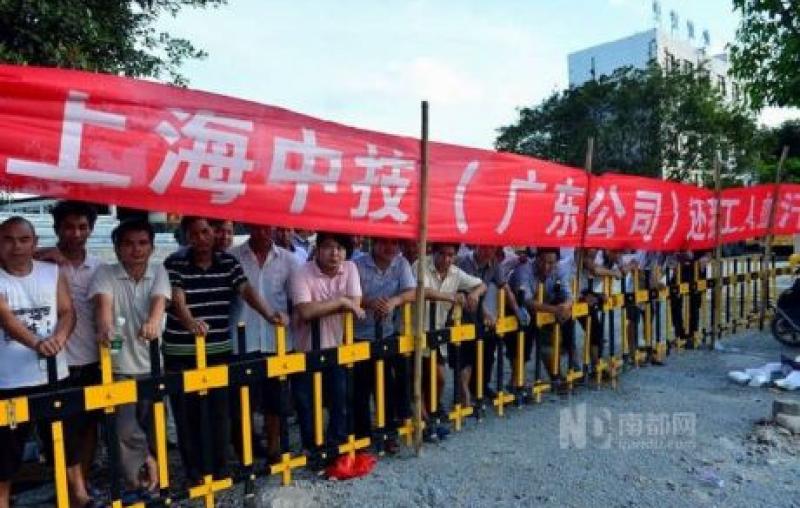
{"left": 771, "top": 254, "right": 800, "bottom": 347}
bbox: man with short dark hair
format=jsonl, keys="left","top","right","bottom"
{"left": 456, "top": 245, "right": 527, "bottom": 399}
{"left": 90, "top": 219, "right": 169, "bottom": 500}
{"left": 353, "top": 237, "right": 415, "bottom": 451}
{"left": 163, "top": 217, "right": 285, "bottom": 483}
{"left": 209, "top": 219, "right": 234, "bottom": 252}
{"left": 0, "top": 217, "right": 78, "bottom": 508}
{"left": 290, "top": 232, "right": 364, "bottom": 453}
{"left": 414, "top": 242, "right": 485, "bottom": 440}
{"left": 229, "top": 223, "right": 295, "bottom": 461}
{"left": 37, "top": 200, "right": 102, "bottom": 505}
{"left": 292, "top": 229, "right": 315, "bottom": 255}
{"left": 668, "top": 249, "right": 709, "bottom": 349}
{"left": 274, "top": 227, "right": 309, "bottom": 264}
{"left": 510, "top": 248, "right": 576, "bottom": 381}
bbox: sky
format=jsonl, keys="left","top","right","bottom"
{"left": 158, "top": 0, "right": 800, "bottom": 150}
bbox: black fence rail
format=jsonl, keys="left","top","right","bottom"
{"left": 1, "top": 254, "right": 792, "bottom": 507}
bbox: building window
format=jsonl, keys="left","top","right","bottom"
{"left": 664, "top": 50, "right": 676, "bottom": 72}
{"left": 732, "top": 83, "right": 740, "bottom": 101}
{"left": 683, "top": 59, "right": 693, "bottom": 74}
{"left": 718, "top": 75, "right": 727, "bottom": 97}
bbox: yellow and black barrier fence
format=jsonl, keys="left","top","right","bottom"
{"left": 0, "top": 254, "right": 794, "bottom": 507}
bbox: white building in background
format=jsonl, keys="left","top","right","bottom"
{"left": 567, "top": 27, "right": 751, "bottom": 185}
{"left": 568, "top": 28, "right": 741, "bottom": 103}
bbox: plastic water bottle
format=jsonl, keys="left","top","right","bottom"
{"left": 37, "top": 320, "right": 53, "bottom": 372}
{"left": 37, "top": 341, "right": 48, "bottom": 372}
{"left": 110, "top": 316, "right": 125, "bottom": 355}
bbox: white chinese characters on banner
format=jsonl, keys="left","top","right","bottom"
{"left": 707, "top": 198, "right": 719, "bottom": 240}
{"left": 454, "top": 161, "right": 479, "bottom": 233}
{"left": 496, "top": 170, "right": 547, "bottom": 234}
{"left": 351, "top": 144, "right": 413, "bottom": 223}
{"left": 545, "top": 178, "right": 586, "bottom": 237}
{"left": 686, "top": 198, "right": 709, "bottom": 241}
{"left": 149, "top": 109, "right": 254, "bottom": 204}
{"left": 7, "top": 90, "right": 131, "bottom": 187}
{"left": 687, "top": 198, "right": 731, "bottom": 241}
{"left": 743, "top": 195, "right": 773, "bottom": 233}
{"left": 586, "top": 185, "right": 625, "bottom": 238}
{"left": 662, "top": 191, "right": 680, "bottom": 244}
{"left": 629, "top": 190, "right": 661, "bottom": 242}
{"left": 719, "top": 198, "right": 742, "bottom": 236}
{"left": 777, "top": 192, "right": 800, "bottom": 230}
{"left": 269, "top": 129, "right": 343, "bottom": 214}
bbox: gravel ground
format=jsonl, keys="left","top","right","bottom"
{"left": 250, "top": 328, "right": 800, "bottom": 508}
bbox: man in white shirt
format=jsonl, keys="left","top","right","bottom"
{"left": 274, "top": 227, "right": 309, "bottom": 264}
{"left": 89, "top": 219, "right": 170, "bottom": 500}
{"left": 413, "top": 243, "right": 485, "bottom": 441}
{"left": 36, "top": 201, "right": 103, "bottom": 507}
{"left": 0, "top": 217, "right": 78, "bottom": 508}
{"left": 229, "top": 224, "right": 295, "bottom": 461}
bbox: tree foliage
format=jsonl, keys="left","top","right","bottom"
{"left": 755, "top": 119, "right": 800, "bottom": 182}
{"left": 0, "top": 0, "right": 225, "bottom": 85}
{"left": 729, "top": 0, "right": 800, "bottom": 109}
{"left": 495, "top": 64, "right": 758, "bottom": 187}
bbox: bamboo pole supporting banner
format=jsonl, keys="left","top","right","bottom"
{"left": 574, "top": 137, "right": 594, "bottom": 291}
{"left": 711, "top": 152, "right": 723, "bottom": 349}
{"left": 413, "top": 101, "right": 430, "bottom": 454}
{"left": 760, "top": 146, "right": 789, "bottom": 329}
{"left": 575, "top": 138, "right": 593, "bottom": 380}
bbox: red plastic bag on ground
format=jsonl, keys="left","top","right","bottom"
{"left": 326, "top": 452, "right": 376, "bottom": 480}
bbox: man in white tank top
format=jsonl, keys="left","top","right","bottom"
{"left": 0, "top": 216, "right": 77, "bottom": 508}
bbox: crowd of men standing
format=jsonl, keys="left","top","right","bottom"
{"left": 0, "top": 201, "right": 709, "bottom": 507}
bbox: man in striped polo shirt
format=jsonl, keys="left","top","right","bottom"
{"left": 163, "top": 217, "right": 286, "bottom": 484}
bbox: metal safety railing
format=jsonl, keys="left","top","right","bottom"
{"left": 0, "top": 253, "right": 792, "bottom": 508}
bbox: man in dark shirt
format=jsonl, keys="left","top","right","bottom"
{"left": 456, "top": 245, "right": 527, "bottom": 399}
{"left": 510, "top": 248, "right": 575, "bottom": 381}
{"left": 668, "top": 249, "right": 710, "bottom": 348}
{"left": 163, "top": 216, "right": 285, "bottom": 484}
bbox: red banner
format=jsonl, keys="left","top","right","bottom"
{"left": 0, "top": 65, "right": 797, "bottom": 250}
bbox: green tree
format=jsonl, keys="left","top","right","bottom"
{"left": 495, "top": 64, "right": 758, "bottom": 187}
{"left": 755, "top": 119, "right": 800, "bottom": 182}
{"left": 729, "top": 0, "right": 800, "bottom": 109}
{"left": 0, "top": 0, "right": 225, "bottom": 86}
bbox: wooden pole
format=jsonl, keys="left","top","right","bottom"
{"left": 759, "top": 145, "right": 789, "bottom": 329}
{"left": 574, "top": 137, "right": 593, "bottom": 346}
{"left": 413, "top": 101, "right": 430, "bottom": 454}
{"left": 711, "top": 152, "right": 723, "bottom": 349}
{"left": 574, "top": 138, "right": 594, "bottom": 377}
{"left": 577, "top": 137, "right": 595, "bottom": 251}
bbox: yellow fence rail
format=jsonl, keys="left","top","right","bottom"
{"left": 1, "top": 254, "right": 792, "bottom": 507}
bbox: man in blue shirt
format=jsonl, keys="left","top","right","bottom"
{"left": 509, "top": 247, "right": 576, "bottom": 382}
{"left": 457, "top": 245, "right": 527, "bottom": 399}
{"left": 353, "top": 237, "right": 415, "bottom": 452}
